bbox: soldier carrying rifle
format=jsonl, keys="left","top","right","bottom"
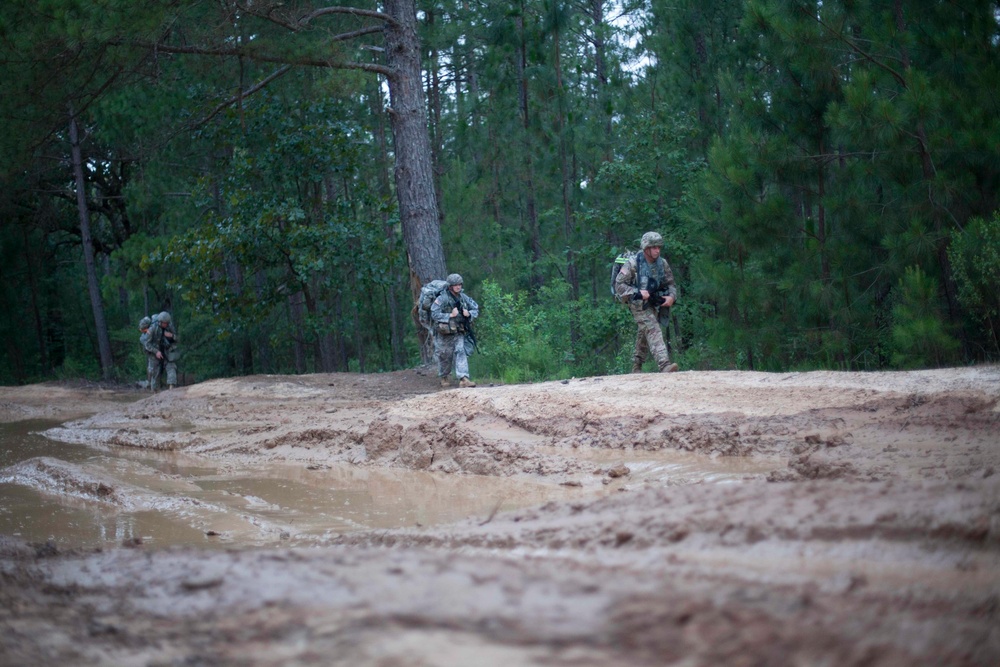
{"left": 429, "top": 273, "right": 479, "bottom": 388}
{"left": 613, "top": 231, "right": 679, "bottom": 373}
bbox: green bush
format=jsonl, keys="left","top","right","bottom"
{"left": 889, "top": 266, "right": 960, "bottom": 368}
{"left": 949, "top": 211, "right": 1000, "bottom": 357}
{"left": 472, "top": 280, "right": 637, "bottom": 383}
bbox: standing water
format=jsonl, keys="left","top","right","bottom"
{"left": 0, "top": 419, "right": 567, "bottom": 551}
{"left": 2, "top": 411, "right": 784, "bottom": 552}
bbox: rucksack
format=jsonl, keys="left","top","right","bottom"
{"left": 611, "top": 250, "right": 637, "bottom": 302}
{"left": 418, "top": 279, "right": 450, "bottom": 331}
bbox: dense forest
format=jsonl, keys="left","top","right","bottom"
{"left": 0, "top": 0, "right": 997, "bottom": 385}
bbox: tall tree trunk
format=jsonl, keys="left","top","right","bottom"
{"left": 516, "top": 9, "right": 542, "bottom": 289}
{"left": 383, "top": 0, "right": 447, "bottom": 285}
{"left": 553, "top": 23, "right": 579, "bottom": 302}
{"left": 68, "top": 112, "right": 113, "bottom": 379}
{"left": 425, "top": 7, "right": 446, "bottom": 231}
{"left": 369, "top": 71, "right": 407, "bottom": 367}
{"left": 332, "top": 288, "right": 349, "bottom": 371}
{"left": 288, "top": 290, "right": 308, "bottom": 373}
{"left": 588, "top": 0, "right": 613, "bottom": 160}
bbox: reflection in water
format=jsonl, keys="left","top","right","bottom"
{"left": 98, "top": 514, "right": 136, "bottom": 545}
{"left": 0, "top": 420, "right": 572, "bottom": 551}
{"left": 1, "top": 420, "right": 783, "bottom": 552}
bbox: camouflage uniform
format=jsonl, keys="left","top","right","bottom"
{"left": 143, "top": 312, "right": 180, "bottom": 389}
{"left": 430, "top": 274, "right": 479, "bottom": 387}
{"left": 614, "top": 233, "right": 678, "bottom": 372}
{"left": 138, "top": 316, "right": 156, "bottom": 390}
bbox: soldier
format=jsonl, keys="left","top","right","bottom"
{"left": 614, "top": 231, "right": 679, "bottom": 373}
{"left": 144, "top": 311, "right": 180, "bottom": 390}
{"left": 430, "top": 273, "right": 479, "bottom": 388}
{"left": 138, "top": 316, "right": 156, "bottom": 391}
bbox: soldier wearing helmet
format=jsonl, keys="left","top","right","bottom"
{"left": 429, "top": 273, "right": 480, "bottom": 388}
{"left": 142, "top": 311, "right": 180, "bottom": 390}
{"left": 613, "top": 231, "right": 679, "bottom": 373}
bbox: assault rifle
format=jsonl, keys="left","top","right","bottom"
{"left": 632, "top": 277, "right": 669, "bottom": 311}
{"left": 450, "top": 293, "right": 478, "bottom": 353}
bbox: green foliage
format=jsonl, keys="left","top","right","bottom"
{"left": 889, "top": 266, "right": 960, "bottom": 368}
{"left": 2, "top": 0, "right": 998, "bottom": 385}
{"left": 949, "top": 211, "right": 1000, "bottom": 355}
{"left": 950, "top": 212, "right": 1000, "bottom": 321}
{"left": 473, "top": 279, "right": 634, "bottom": 384}
{"left": 474, "top": 280, "right": 560, "bottom": 383}
{"left": 158, "top": 93, "right": 408, "bottom": 375}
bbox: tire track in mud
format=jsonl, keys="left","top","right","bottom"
{"left": 332, "top": 477, "right": 1000, "bottom": 558}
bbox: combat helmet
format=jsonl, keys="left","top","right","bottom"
{"left": 446, "top": 273, "right": 464, "bottom": 286}
{"left": 157, "top": 311, "right": 172, "bottom": 324}
{"left": 139, "top": 316, "right": 152, "bottom": 330}
{"left": 640, "top": 231, "right": 664, "bottom": 250}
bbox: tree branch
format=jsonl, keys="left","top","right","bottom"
{"left": 233, "top": 2, "right": 397, "bottom": 30}
{"left": 194, "top": 64, "right": 294, "bottom": 128}
{"left": 123, "top": 40, "right": 392, "bottom": 77}
{"left": 296, "top": 6, "right": 399, "bottom": 29}
{"left": 799, "top": 7, "right": 908, "bottom": 89}
{"left": 232, "top": 2, "right": 388, "bottom": 42}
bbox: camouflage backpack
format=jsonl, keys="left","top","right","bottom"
{"left": 610, "top": 250, "right": 638, "bottom": 302}
{"left": 418, "top": 279, "right": 450, "bottom": 331}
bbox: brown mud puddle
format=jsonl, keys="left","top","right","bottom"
{"left": 1, "top": 419, "right": 777, "bottom": 551}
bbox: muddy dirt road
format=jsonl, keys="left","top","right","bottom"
{"left": 1, "top": 367, "right": 998, "bottom": 666}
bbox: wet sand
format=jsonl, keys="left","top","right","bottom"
{"left": 1, "top": 367, "right": 998, "bottom": 666}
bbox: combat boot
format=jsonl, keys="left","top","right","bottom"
{"left": 459, "top": 377, "right": 477, "bottom": 388}
{"left": 659, "top": 362, "right": 679, "bottom": 373}
{"left": 440, "top": 378, "right": 451, "bottom": 388}
{"left": 631, "top": 359, "right": 644, "bottom": 373}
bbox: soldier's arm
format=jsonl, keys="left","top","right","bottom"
{"left": 661, "top": 260, "right": 678, "bottom": 299}
{"left": 142, "top": 332, "right": 158, "bottom": 354}
{"left": 614, "top": 260, "right": 639, "bottom": 302}
{"left": 463, "top": 295, "right": 479, "bottom": 319}
{"left": 430, "top": 296, "right": 450, "bottom": 323}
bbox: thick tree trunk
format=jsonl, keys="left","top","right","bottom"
{"left": 425, "top": 7, "right": 446, "bottom": 232}
{"left": 69, "top": 113, "right": 114, "bottom": 379}
{"left": 383, "top": 0, "right": 447, "bottom": 286}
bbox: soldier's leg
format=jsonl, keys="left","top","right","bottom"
{"left": 649, "top": 326, "right": 677, "bottom": 372}
{"left": 630, "top": 305, "right": 650, "bottom": 372}
{"left": 453, "top": 334, "right": 470, "bottom": 380}
{"left": 632, "top": 327, "right": 649, "bottom": 373}
{"left": 636, "top": 309, "right": 673, "bottom": 371}
{"left": 146, "top": 356, "right": 156, "bottom": 391}
{"left": 149, "top": 357, "right": 163, "bottom": 391}
{"left": 165, "top": 361, "right": 177, "bottom": 388}
{"left": 436, "top": 334, "right": 456, "bottom": 384}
